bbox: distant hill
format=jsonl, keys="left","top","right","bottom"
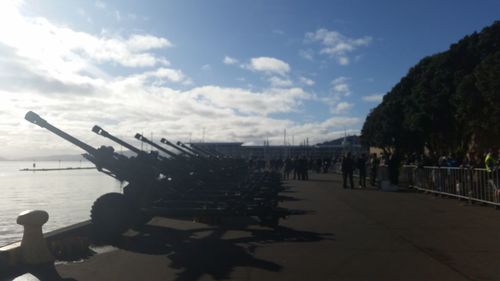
{"left": 0, "top": 156, "right": 8, "bottom": 161}
{"left": 13, "top": 149, "right": 165, "bottom": 161}
{"left": 317, "top": 135, "right": 360, "bottom": 146}
{"left": 16, "top": 154, "right": 88, "bottom": 161}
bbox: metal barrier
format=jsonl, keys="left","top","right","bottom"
{"left": 402, "top": 165, "right": 500, "bottom": 207}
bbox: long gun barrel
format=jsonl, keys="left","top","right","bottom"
{"left": 181, "top": 142, "right": 217, "bottom": 158}
{"left": 177, "top": 141, "right": 202, "bottom": 157}
{"left": 135, "top": 134, "right": 178, "bottom": 159}
{"left": 25, "top": 111, "right": 98, "bottom": 154}
{"left": 92, "top": 125, "right": 142, "bottom": 155}
{"left": 191, "top": 144, "right": 221, "bottom": 158}
{"left": 160, "top": 138, "right": 194, "bottom": 156}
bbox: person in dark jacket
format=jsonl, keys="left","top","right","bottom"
{"left": 357, "top": 153, "right": 367, "bottom": 188}
{"left": 342, "top": 152, "right": 354, "bottom": 189}
{"left": 369, "top": 153, "right": 380, "bottom": 187}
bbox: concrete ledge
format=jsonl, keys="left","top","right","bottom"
{"left": 0, "top": 220, "right": 92, "bottom": 280}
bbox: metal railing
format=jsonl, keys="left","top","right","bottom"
{"left": 402, "top": 165, "right": 500, "bottom": 207}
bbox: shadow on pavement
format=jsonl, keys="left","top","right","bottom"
{"left": 113, "top": 222, "right": 333, "bottom": 281}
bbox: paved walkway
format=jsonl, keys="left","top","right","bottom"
{"left": 56, "top": 173, "right": 500, "bottom": 281}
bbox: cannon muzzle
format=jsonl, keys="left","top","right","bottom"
{"left": 24, "top": 111, "right": 97, "bottom": 154}
{"left": 92, "top": 125, "right": 141, "bottom": 154}
{"left": 25, "top": 111, "right": 48, "bottom": 128}
{"left": 135, "top": 134, "right": 177, "bottom": 158}
{"left": 161, "top": 138, "right": 193, "bottom": 156}
{"left": 92, "top": 125, "right": 110, "bottom": 137}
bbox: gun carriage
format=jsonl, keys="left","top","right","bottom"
{"left": 25, "top": 111, "right": 290, "bottom": 240}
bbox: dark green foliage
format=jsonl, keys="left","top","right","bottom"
{"left": 361, "top": 21, "right": 500, "bottom": 158}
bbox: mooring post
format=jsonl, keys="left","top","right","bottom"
{"left": 16, "top": 210, "right": 55, "bottom": 265}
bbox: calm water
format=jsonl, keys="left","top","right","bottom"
{"left": 0, "top": 161, "right": 122, "bottom": 246}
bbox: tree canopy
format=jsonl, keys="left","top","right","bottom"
{"left": 361, "top": 21, "right": 500, "bottom": 159}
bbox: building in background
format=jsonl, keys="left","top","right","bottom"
{"left": 192, "top": 135, "right": 366, "bottom": 160}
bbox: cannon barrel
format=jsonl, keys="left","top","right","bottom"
{"left": 25, "top": 111, "right": 97, "bottom": 154}
{"left": 92, "top": 125, "right": 142, "bottom": 155}
{"left": 179, "top": 142, "right": 216, "bottom": 158}
{"left": 134, "top": 134, "right": 178, "bottom": 158}
{"left": 160, "top": 138, "right": 194, "bottom": 156}
{"left": 176, "top": 141, "right": 202, "bottom": 157}
{"left": 191, "top": 144, "right": 221, "bottom": 158}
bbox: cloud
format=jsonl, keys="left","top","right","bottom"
{"left": 0, "top": 6, "right": 173, "bottom": 69}
{"left": 362, "top": 94, "right": 384, "bottom": 103}
{"left": 247, "top": 57, "right": 290, "bottom": 76}
{"left": 305, "top": 28, "right": 371, "bottom": 65}
{"left": 122, "top": 67, "right": 191, "bottom": 85}
{"left": 299, "top": 49, "right": 314, "bottom": 61}
{"left": 126, "top": 34, "right": 173, "bottom": 51}
{"left": 187, "top": 86, "right": 311, "bottom": 115}
{"left": 272, "top": 29, "right": 285, "bottom": 35}
{"left": 201, "top": 64, "right": 212, "bottom": 71}
{"left": 299, "top": 76, "right": 315, "bottom": 86}
{"left": 320, "top": 77, "right": 355, "bottom": 114}
{"left": 0, "top": 2, "right": 362, "bottom": 158}
{"left": 331, "top": 102, "right": 354, "bottom": 114}
{"left": 223, "top": 56, "right": 238, "bottom": 65}
{"left": 268, "top": 76, "right": 293, "bottom": 88}
{"left": 331, "top": 77, "right": 351, "bottom": 97}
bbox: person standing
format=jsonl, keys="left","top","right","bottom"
{"left": 357, "top": 153, "right": 367, "bottom": 188}
{"left": 485, "top": 149, "right": 497, "bottom": 173}
{"left": 342, "top": 152, "right": 354, "bottom": 189}
{"left": 369, "top": 153, "right": 380, "bottom": 187}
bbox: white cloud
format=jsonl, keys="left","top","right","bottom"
{"left": 126, "top": 34, "right": 173, "bottom": 51}
{"left": 305, "top": 28, "right": 371, "bottom": 65}
{"left": 332, "top": 102, "right": 354, "bottom": 114}
{"left": 201, "top": 64, "right": 212, "bottom": 71}
{"left": 187, "top": 86, "right": 311, "bottom": 115}
{"left": 322, "top": 77, "right": 355, "bottom": 114}
{"left": 331, "top": 77, "right": 351, "bottom": 97}
{"left": 338, "top": 56, "right": 349, "bottom": 65}
{"left": 268, "top": 76, "right": 293, "bottom": 88}
{"left": 247, "top": 57, "right": 290, "bottom": 76}
{"left": 0, "top": 7, "right": 172, "bottom": 69}
{"left": 299, "top": 76, "right": 315, "bottom": 86}
{"left": 299, "top": 49, "right": 314, "bottom": 61}
{"left": 223, "top": 56, "right": 238, "bottom": 65}
{"left": 0, "top": 2, "right": 362, "bottom": 158}
{"left": 362, "top": 94, "right": 384, "bottom": 103}
{"left": 143, "top": 67, "right": 190, "bottom": 84}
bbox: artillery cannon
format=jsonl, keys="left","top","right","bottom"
{"left": 25, "top": 111, "right": 292, "bottom": 240}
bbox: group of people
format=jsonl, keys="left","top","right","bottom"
{"left": 405, "top": 149, "right": 499, "bottom": 171}
{"left": 282, "top": 157, "right": 309, "bottom": 181}
{"left": 248, "top": 156, "right": 333, "bottom": 181}
{"left": 340, "top": 153, "right": 381, "bottom": 189}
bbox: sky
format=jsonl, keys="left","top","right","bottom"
{"left": 0, "top": 0, "right": 498, "bottom": 159}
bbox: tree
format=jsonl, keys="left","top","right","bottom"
{"left": 361, "top": 21, "right": 500, "bottom": 160}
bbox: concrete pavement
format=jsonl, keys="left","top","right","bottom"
{"left": 56, "top": 173, "right": 500, "bottom": 281}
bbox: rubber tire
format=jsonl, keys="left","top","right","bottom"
{"left": 91, "top": 192, "right": 131, "bottom": 241}
{"left": 122, "top": 184, "right": 152, "bottom": 229}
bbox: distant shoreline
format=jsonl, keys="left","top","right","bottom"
{"left": 19, "top": 167, "right": 96, "bottom": 172}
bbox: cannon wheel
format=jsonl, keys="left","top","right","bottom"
{"left": 91, "top": 192, "right": 131, "bottom": 241}
{"left": 123, "top": 183, "right": 153, "bottom": 229}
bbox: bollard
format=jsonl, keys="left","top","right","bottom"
{"left": 16, "top": 210, "right": 55, "bottom": 265}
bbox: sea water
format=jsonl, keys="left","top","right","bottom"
{"left": 0, "top": 161, "right": 122, "bottom": 246}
